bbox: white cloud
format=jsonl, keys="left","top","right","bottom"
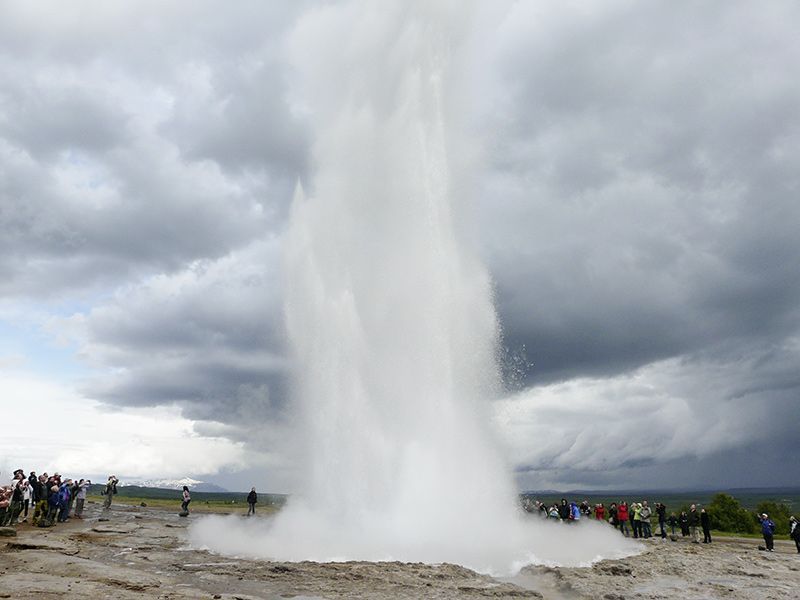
{"left": 0, "top": 371, "right": 248, "bottom": 479}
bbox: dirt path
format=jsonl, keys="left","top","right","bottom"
{"left": 1, "top": 502, "right": 798, "bottom": 599}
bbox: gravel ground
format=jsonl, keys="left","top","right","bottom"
{"left": 1, "top": 502, "right": 797, "bottom": 599}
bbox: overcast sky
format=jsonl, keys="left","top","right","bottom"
{"left": 1, "top": 0, "right": 798, "bottom": 493}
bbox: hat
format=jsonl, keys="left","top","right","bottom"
{"left": 762, "top": 513, "right": 768, "bottom": 518}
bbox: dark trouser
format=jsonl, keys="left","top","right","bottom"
{"left": 75, "top": 498, "right": 85, "bottom": 517}
{"left": 642, "top": 522, "right": 651, "bottom": 538}
{"left": 619, "top": 520, "right": 630, "bottom": 536}
{"left": 23, "top": 499, "right": 30, "bottom": 518}
{"left": 633, "top": 519, "right": 641, "bottom": 538}
{"left": 794, "top": 537, "right": 800, "bottom": 553}
{"left": 248, "top": 502, "right": 255, "bottom": 515}
{"left": 44, "top": 505, "right": 58, "bottom": 526}
{"left": 703, "top": 526, "right": 711, "bottom": 543}
{"left": 659, "top": 519, "right": 666, "bottom": 538}
{"left": 181, "top": 499, "right": 191, "bottom": 512}
{"left": 4, "top": 501, "right": 23, "bottom": 525}
{"left": 764, "top": 533, "right": 774, "bottom": 551}
{"left": 57, "top": 504, "right": 69, "bottom": 522}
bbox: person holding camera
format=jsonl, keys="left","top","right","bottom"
{"left": 759, "top": 513, "right": 776, "bottom": 552}
{"left": 103, "top": 475, "right": 118, "bottom": 509}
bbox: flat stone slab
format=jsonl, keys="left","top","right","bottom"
{"left": 0, "top": 527, "right": 17, "bottom": 537}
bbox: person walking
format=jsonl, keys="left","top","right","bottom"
{"left": 103, "top": 475, "right": 118, "bottom": 509}
{"left": 759, "top": 513, "right": 776, "bottom": 552}
{"left": 247, "top": 487, "right": 257, "bottom": 516}
{"left": 700, "top": 508, "right": 712, "bottom": 543}
{"left": 790, "top": 516, "right": 800, "bottom": 554}
{"left": 180, "top": 486, "right": 191, "bottom": 514}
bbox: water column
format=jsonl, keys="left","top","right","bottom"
{"left": 283, "top": 0, "right": 518, "bottom": 556}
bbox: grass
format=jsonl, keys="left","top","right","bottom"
{"left": 86, "top": 494, "right": 282, "bottom": 515}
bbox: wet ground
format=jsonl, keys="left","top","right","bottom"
{"left": 0, "top": 502, "right": 798, "bottom": 599}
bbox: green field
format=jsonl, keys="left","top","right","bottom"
{"left": 88, "top": 484, "right": 287, "bottom": 515}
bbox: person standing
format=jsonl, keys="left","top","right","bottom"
{"left": 759, "top": 513, "right": 776, "bottom": 552}
{"left": 679, "top": 511, "right": 689, "bottom": 536}
{"left": 31, "top": 476, "right": 48, "bottom": 526}
{"left": 28, "top": 472, "right": 38, "bottom": 504}
{"left": 632, "top": 503, "right": 642, "bottom": 539}
{"left": 640, "top": 501, "right": 652, "bottom": 539}
{"left": 667, "top": 512, "right": 678, "bottom": 537}
{"left": 595, "top": 503, "right": 605, "bottom": 521}
{"left": 790, "top": 516, "right": 800, "bottom": 554}
{"left": 74, "top": 479, "right": 90, "bottom": 519}
{"left": 656, "top": 502, "right": 667, "bottom": 539}
{"left": 617, "top": 501, "right": 630, "bottom": 536}
{"left": 21, "top": 480, "right": 31, "bottom": 522}
{"left": 103, "top": 475, "right": 118, "bottom": 509}
{"left": 688, "top": 505, "right": 701, "bottom": 543}
{"left": 44, "top": 485, "right": 60, "bottom": 527}
{"left": 4, "top": 478, "right": 24, "bottom": 526}
{"left": 247, "top": 487, "right": 257, "bottom": 516}
{"left": 181, "top": 486, "right": 191, "bottom": 514}
{"left": 558, "top": 498, "right": 570, "bottom": 521}
{"left": 700, "top": 508, "right": 712, "bottom": 543}
{"left": 57, "top": 480, "right": 72, "bottom": 522}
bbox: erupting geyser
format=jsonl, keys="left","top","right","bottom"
{"left": 191, "top": 1, "right": 639, "bottom": 573}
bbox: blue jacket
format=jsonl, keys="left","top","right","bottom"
{"left": 58, "top": 484, "right": 71, "bottom": 507}
{"left": 761, "top": 518, "right": 775, "bottom": 535}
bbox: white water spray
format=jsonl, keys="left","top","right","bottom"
{"left": 192, "top": 1, "right": 639, "bottom": 573}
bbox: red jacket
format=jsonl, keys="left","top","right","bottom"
{"left": 617, "top": 503, "right": 629, "bottom": 521}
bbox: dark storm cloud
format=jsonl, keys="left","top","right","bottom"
{"left": 0, "top": 1, "right": 307, "bottom": 298}
{"left": 3, "top": 1, "right": 799, "bottom": 488}
{"left": 479, "top": 0, "right": 800, "bottom": 389}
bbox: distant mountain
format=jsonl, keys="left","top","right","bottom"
{"left": 118, "top": 477, "right": 228, "bottom": 493}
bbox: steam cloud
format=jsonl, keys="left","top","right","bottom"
{"left": 191, "top": 0, "right": 640, "bottom": 573}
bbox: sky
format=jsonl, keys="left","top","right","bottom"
{"left": 1, "top": 0, "right": 798, "bottom": 493}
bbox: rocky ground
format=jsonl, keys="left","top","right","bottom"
{"left": 0, "top": 502, "right": 798, "bottom": 599}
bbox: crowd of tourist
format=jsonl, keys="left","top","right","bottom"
{"left": 0, "top": 468, "right": 119, "bottom": 528}
{"left": 522, "top": 496, "right": 800, "bottom": 553}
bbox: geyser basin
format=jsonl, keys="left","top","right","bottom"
{"left": 191, "top": 0, "right": 641, "bottom": 574}
{"left": 191, "top": 511, "right": 640, "bottom": 576}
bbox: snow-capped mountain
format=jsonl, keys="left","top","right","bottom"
{"left": 118, "top": 477, "right": 228, "bottom": 493}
